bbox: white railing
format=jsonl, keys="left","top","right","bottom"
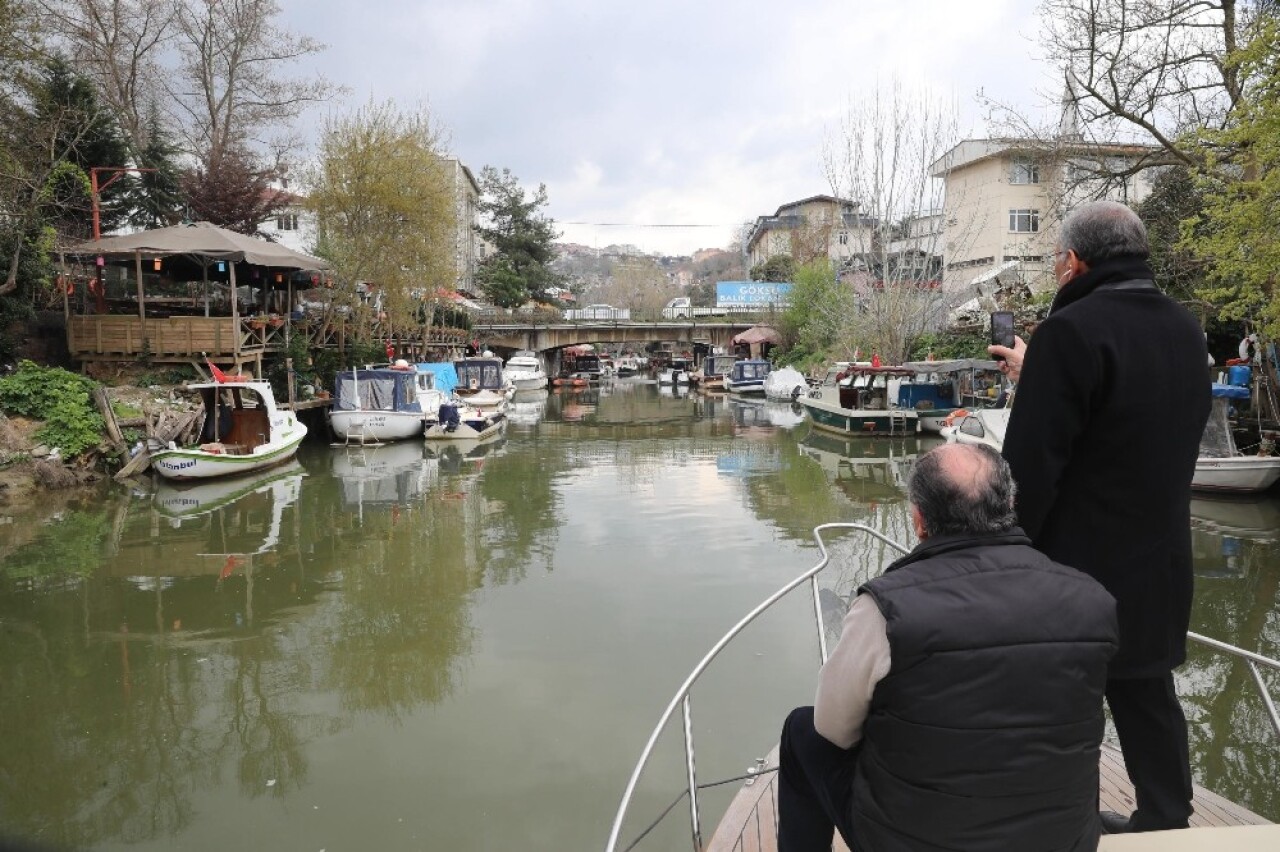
{"left": 605, "top": 525, "right": 1280, "bottom": 852}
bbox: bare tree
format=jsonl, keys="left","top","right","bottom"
{"left": 169, "top": 0, "right": 336, "bottom": 168}
{"left": 1035, "top": 0, "right": 1270, "bottom": 173}
{"left": 37, "top": 0, "right": 175, "bottom": 157}
{"left": 821, "top": 81, "right": 968, "bottom": 362}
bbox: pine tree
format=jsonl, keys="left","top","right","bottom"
{"left": 474, "top": 167, "right": 561, "bottom": 308}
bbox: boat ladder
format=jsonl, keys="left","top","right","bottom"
{"left": 888, "top": 409, "right": 909, "bottom": 434}
{"left": 333, "top": 418, "right": 384, "bottom": 448}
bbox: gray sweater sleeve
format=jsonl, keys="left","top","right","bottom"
{"left": 813, "top": 593, "right": 892, "bottom": 749}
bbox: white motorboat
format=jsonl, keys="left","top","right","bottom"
{"left": 658, "top": 356, "right": 694, "bottom": 387}
{"left": 505, "top": 350, "right": 549, "bottom": 391}
{"left": 940, "top": 407, "right": 1012, "bottom": 451}
{"left": 328, "top": 362, "right": 449, "bottom": 445}
{"left": 763, "top": 366, "right": 806, "bottom": 401}
{"left": 149, "top": 379, "right": 308, "bottom": 481}
{"left": 1193, "top": 383, "right": 1280, "bottom": 494}
{"left": 724, "top": 359, "right": 771, "bottom": 395}
{"left": 798, "top": 363, "right": 920, "bottom": 436}
{"left": 424, "top": 399, "right": 506, "bottom": 441}
{"left": 694, "top": 353, "right": 738, "bottom": 392}
{"left": 454, "top": 355, "right": 514, "bottom": 412}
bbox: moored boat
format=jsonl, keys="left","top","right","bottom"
{"left": 898, "top": 358, "right": 1006, "bottom": 432}
{"left": 328, "top": 362, "right": 448, "bottom": 445}
{"left": 694, "top": 353, "right": 738, "bottom": 392}
{"left": 505, "top": 350, "right": 549, "bottom": 391}
{"left": 797, "top": 363, "right": 920, "bottom": 436}
{"left": 763, "top": 365, "right": 807, "bottom": 401}
{"left": 724, "top": 358, "right": 771, "bottom": 395}
{"left": 658, "top": 356, "right": 695, "bottom": 387}
{"left": 454, "top": 355, "right": 513, "bottom": 412}
{"left": 1193, "top": 383, "right": 1280, "bottom": 494}
{"left": 150, "top": 378, "right": 307, "bottom": 481}
{"left": 424, "top": 400, "right": 505, "bottom": 441}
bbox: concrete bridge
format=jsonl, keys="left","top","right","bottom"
{"left": 468, "top": 320, "right": 758, "bottom": 358}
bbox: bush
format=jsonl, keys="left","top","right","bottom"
{"left": 0, "top": 360, "right": 105, "bottom": 458}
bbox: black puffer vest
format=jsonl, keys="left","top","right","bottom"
{"left": 851, "top": 529, "right": 1117, "bottom": 852}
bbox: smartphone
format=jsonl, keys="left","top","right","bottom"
{"left": 990, "top": 311, "right": 1015, "bottom": 358}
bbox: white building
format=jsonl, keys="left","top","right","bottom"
{"left": 930, "top": 138, "right": 1160, "bottom": 297}
{"left": 745, "top": 195, "right": 878, "bottom": 271}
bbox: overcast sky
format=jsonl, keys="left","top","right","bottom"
{"left": 280, "top": 0, "right": 1056, "bottom": 256}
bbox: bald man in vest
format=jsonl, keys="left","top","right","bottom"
{"left": 777, "top": 443, "right": 1118, "bottom": 852}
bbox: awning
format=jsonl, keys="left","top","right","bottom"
{"left": 70, "top": 221, "right": 331, "bottom": 271}
{"left": 731, "top": 326, "right": 782, "bottom": 346}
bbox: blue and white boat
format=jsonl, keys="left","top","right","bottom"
{"left": 328, "top": 363, "right": 450, "bottom": 445}
{"left": 724, "top": 359, "right": 771, "bottom": 395}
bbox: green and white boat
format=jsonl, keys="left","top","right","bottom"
{"left": 798, "top": 363, "right": 920, "bottom": 437}
{"left": 149, "top": 379, "right": 308, "bottom": 481}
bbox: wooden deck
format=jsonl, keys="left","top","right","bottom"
{"left": 67, "top": 315, "right": 276, "bottom": 363}
{"left": 705, "top": 743, "right": 1271, "bottom": 852}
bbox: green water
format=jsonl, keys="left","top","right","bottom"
{"left": 0, "top": 382, "right": 1276, "bottom": 851}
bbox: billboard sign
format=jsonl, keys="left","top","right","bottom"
{"left": 716, "top": 281, "right": 792, "bottom": 309}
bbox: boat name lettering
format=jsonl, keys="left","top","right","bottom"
{"left": 161, "top": 459, "right": 196, "bottom": 470}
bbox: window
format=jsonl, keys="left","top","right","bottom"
{"left": 838, "top": 231, "right": 849, "bottom": 245}
{"left": 1009, "top": 161, "right": 1040, "bottom": 184}
{"left": 1008, "top": 209, "right": 1039, "bottom": 233}
{"left": 277, "top": 213, "right": 299, "bottom": 231}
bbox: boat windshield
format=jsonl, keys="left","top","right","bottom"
{"left": 1200, "top": 394, "right": 1241, "bottom": 457}
{"left": 456, "top": 360, "right": 504, "bottom": 388}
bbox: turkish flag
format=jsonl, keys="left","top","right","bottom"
{"left": 207, "top": 359, "right": 228, "bottom": 383}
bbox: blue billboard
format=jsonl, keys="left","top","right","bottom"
{"left": 716, "top": 280, "right": 792, "bottom": 309}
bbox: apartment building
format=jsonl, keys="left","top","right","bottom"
{"left": 745, "top": 195, "right": 878, "bottom": 270}
{"left": 444, "top": 158, "right": 482, "bottom": 290}
{"left": 930, "top": 139, "right": 1159, "bottom": 296}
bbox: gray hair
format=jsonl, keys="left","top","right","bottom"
{"left": 1058, "top": 200, "right": 1149, "bottom": 264}
{"left": 907, "top": 444, "right": 1018, "bottom": 537}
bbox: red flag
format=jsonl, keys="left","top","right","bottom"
{"left": 207, "top": 359, "right": 228, "bottom": 383}
{"left": 871, "top": 353, "right": 882, "bottom": 368}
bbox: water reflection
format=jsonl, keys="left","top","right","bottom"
{"left": 507, "top": 388, "right": 550, "bottom": 427}
{"left": 0, "top": 384, "right": 1276, "bottom": 851}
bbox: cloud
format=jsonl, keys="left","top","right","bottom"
{"left": 280, "top": 0, "right": 1051, "bottom": 255}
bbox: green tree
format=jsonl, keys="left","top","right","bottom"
{"left": 1184, "top": 15, "right": 1280, "bottom": 339}
{"left": 34, "top": 56, "right": 133, "bottom": 239}
{"left": 128, "top": 107, "right": 185, "bottom": 228}
{"left": 750, "top": 253, "right": 794, "bottom": 283}
{"left": 1136, "top": 166, "right": 1208, "bottom": 310}
{"left": 305, "top": 100, "right": 455, "bottom": 333}
{"left": 474, "top": 166, "right": 561, "bottom": 308}
{"left": 777, "top": 259, "right": 854, "bottom": 368}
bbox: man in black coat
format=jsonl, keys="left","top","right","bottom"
{"left": 776, "top": 444, "right": 1117, "bottom": 852}
{"left": 990, "top": 200, "right": 1211, "bottom": 833}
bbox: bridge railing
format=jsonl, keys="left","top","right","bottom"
{"left": 468, "top": 306, "right": 783, "bottom": 327}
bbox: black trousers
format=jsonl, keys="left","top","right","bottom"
{"left": 1106, "top": 673, "right": 1194, "bottom": 830}
{"left": 776, "top": 706, "right": 860, "bottom": 852}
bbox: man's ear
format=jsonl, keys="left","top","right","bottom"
{"left": 911, "top": 504, "right": 928, "bottom": 540}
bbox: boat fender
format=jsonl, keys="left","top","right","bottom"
{"left": 1239, "top": 334, "right": 1259, "bottom": 364}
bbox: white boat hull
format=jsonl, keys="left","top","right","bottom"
{"left": 151, "top": 428, "right": 306, "bottom": 481}
{"left": 511, "top": 374, "right": 548, "bottom": 391}
{"left": 329, "top": 410, "right": 424, "bottom": 443}
{"left": 1192, "top": 456, "right": 1280, "bottom": 494}
{"left": 725, "top": 380, "right": 765, "bottom": 395}
{"left": 424, "top": 412, "right": 506, "bottom": 441}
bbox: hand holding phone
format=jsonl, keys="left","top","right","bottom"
{"left": 990, "top": 311, "right": 1015, "bottom": 357}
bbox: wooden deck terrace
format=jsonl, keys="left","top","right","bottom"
{"left": 706, "top": 743, "right": 1272, "bottom": 852}
{"left": 67, "top": 314, "right": 279, "bottom": 372}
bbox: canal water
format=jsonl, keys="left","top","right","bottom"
{"left": 1, "top": 381, "right": 1277, "bottom": 851}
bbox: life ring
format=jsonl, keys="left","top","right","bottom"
{"left": 1239, "top": 334, "right": 1260, "bottom": 364}
{"left": 942, "top": 408, "right": 970, "bottom": 428}
{"left": 60, "top": 277, "right": 75, "bottom": 296}
{"left": 87, "top": 278, "right": 102, "bottom": 296}
{"left": 385, "top": 343, "right": 395, "bottom": 359}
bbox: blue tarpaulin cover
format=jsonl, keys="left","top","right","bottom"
{"left": 417, "top": 362, "right": 459, "bottom": 395}
{"left": 1210, "top": 382, "right": 1250, "bottom": 400}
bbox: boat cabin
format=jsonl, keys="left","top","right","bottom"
{"left": 454, "top": 357, "right": 506, "bottom": 392}
{"left": 333, "top": 367, "right": 430, "bottom": 416}
{"left": 729, "top": 359, "right": 770, "bottom": 383}
{"left": 191, "top": 382, "right": 277, "bottom": 455}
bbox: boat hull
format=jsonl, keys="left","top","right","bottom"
{"left": 510, "top": 375, "right": 548, "bottom": 391}
{"left": 725, "top": 380, "right": 765, "bottom": 395}
{"left": 151, "top": 429, "right": 306, "bottom": 481}
{"left": 798, "top": 395, "right": 919, "bottom": 436}
{"left": 1192, "top": 456, "right": 1280, "bottom": 494}
{"left": 424, "top": 413, "right": 506, "bottom": 441}
{"left": 329, "top": 410, "right": 424, "bottom": 443}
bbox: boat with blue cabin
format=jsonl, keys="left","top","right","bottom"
{"left": 897, "top": 358, "right": 1006, "bottom": 432}
{"left": 724, "top": 359, "right": 771, "bottom": 395}
{"left": 328, "top": 362, "right": 450, "bottom": 445}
